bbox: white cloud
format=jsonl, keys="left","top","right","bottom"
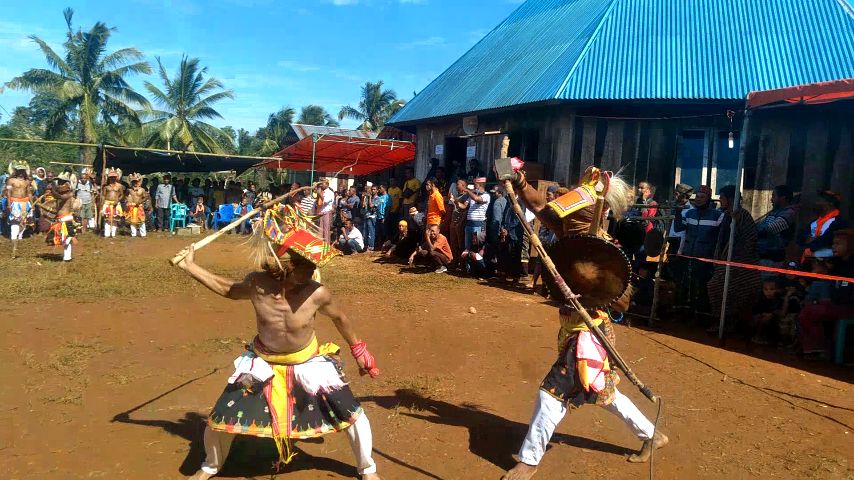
{"left": 276, "top": 60, "right": 321, "bottom": 73}
{"left": 398, "top": 36, "right": 447, "bottom": 50}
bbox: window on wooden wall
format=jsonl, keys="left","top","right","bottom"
{"left": 676, "top": 129, "right": 742, "bottom": 194}
{"left": 675, "top": 130, "right": 708, "bottom": 189}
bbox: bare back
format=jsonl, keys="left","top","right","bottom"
{"left": 246, "top": 271, "right": 326, "bottom": 353}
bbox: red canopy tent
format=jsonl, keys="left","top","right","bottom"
{"left": 257, "top": 134, "right": 416, "bottom": 178}
{"left": 747, "top": 78, "right": 854, "bottom": 109}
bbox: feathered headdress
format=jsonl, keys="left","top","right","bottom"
{"left": 107, "top": 167, "right": 122, "bottom": 180}
{"left": 7, "top": 160, "right": 30, "bottom": 176}
{"left": 128, "top": 172, "right": 143, "bottom": 183}
{"left": 249, "top": 203, "right": 340, "bottom": 274}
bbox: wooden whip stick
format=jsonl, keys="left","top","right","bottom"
{"left": 168, "top": 185, "right": 315, "bottom": 266}
{"left": 504, "top": 180, "right": 658, "bottom": 403}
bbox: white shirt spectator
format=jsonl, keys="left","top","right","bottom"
{"left": 320, "top": 187, "right": 335, "bottom": 215}
{"left": 466, "top": 191, "right": 490, "bottom": 222}
{"left": 347, "top": 226, "right": 364, "bottom": 250}
{"left": 155, "top": 183, "right": 176, "bottom": 209}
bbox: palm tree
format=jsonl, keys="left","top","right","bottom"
{"left": 256, "top": 106, "right": 295, "bottom": 156}
{"left": 338, "top": 81, "right": 405, "bottom": 131}
{"left": 4, "top": 8, "right": 152, "bottom": 161}
{"left": 298, "top": 105, "right": 339, "bottom": 127}
{"left": 142, "top": 55, "right": 234, "bottom": 152}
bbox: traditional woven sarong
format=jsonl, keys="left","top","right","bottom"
{"left": 125, "top": 203, "right": 146, "bottom": 225}
{"left": 9, "top": 197, "right": 33, "bottom": 223}
{"left": 49, "top": 215, "right": 76, "bottom": 246}
{"left": 102, "top": 201, "right": 123, "bottom": 224}
{"left": 208, "top": 335, "right": 363, "bottom": 465}
{"left": 540, "top": 309, "right": 620, "bottom": 407}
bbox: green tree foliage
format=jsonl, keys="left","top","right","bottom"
{"left": 338, "top": 81, "right": 404, "bottom": 131}
{"left": 4, "top": 8, "right": 152, "bottom": 161}
{"left": 297, "top": 105, "right": 339, "bottom": 127}
{"left": 141, "top": 55, "right": 235, "bottom": 153}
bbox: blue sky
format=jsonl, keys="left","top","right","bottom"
{"left": 0, "top": 0, "right": 522, "bottom": 132}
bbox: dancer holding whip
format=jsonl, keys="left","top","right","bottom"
{"left": 496, "top": 154, "right": 667, "bottom": 480}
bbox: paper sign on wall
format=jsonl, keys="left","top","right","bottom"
{"left": 434, "top": 144, "right": 444, "bottom": 156}
{"left": 466, "top": 145, "right": 477, "bottom": 159}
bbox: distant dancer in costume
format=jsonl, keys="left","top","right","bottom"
{"left": 4, "top": 160, "right": 34, "bottom": 256}
{"left": 176, "top": 204, "right": 381, "bottom": 480}
{"left": 497, "top": 163, "right": 668, "bottom": 480}
{"left": 125, "top": 173, "right": 150, "bottom": 237}
{"left": 49, "top": 171, "right": 78, "bottom": 262}
{"left": 102, "top": 168, "right": 125, "bottom": 238}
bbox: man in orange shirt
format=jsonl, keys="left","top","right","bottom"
{"left": 424, "top": 178, "right": 446, "bottom": 235}
{"left": 408, "top": 227, "right": 453, "bottom": 273}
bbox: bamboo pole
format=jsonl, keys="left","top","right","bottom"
{"left": 169, "top": 185, "right": 314, "bottom": 266}
{"left": 96, "top": 147, "right": 107, "bottom": 228}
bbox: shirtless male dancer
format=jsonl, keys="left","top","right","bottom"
{"left": 50, "top": 172, "right": 77, "bottom": 261}
{"left": 177, "top": 205, "right": 381, "bottom": 480}
{"left": 125, "top": 173, "right": 150, "bottom": 237}
{"left": 4, "top": 160, "right": 34, "bottom": 257}
{"left": 102, "top": 168, "right": 125, "bottom": 238}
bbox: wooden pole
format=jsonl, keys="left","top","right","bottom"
{"left": 169, "top": 185, "right": 315, "bottom": 266}
{"left": 96, "top": 147, "right": 107, "bottom": 229}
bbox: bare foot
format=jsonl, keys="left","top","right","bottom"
{"left": 501, "top": 462, "right": 538, "bottom": 480}
{"left": 188, "top": 469, "right": 215, "bottom": 480}
{"left": 627, "top": 431, "right": 669, "bottom": 463}
{"left": 362, "top": 473, "right": 382, "bottom": 480}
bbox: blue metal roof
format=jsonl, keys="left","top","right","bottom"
{"left": 390, "top": 0, "right": 854, "bottom": 124}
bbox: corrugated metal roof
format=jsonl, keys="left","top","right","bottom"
{"left": 390, "top": 0, "right": 854, "bottom": 124}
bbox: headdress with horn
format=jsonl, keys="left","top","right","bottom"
{"left": 7, "top": 160, "right": 31, "bottom": 177}
{"left": 128, "top": 172, "right": 143, "bottom": 184}
{"left": 106, "top": 167, "right": 122, "bottom": 180}
{"left": 249, "top": 204, "right": 340, "bottom": 277}
{"left": 81, "top": 167, "right": 94, "bottom": 177}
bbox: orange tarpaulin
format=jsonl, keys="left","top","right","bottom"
{"left": 257, "top": 134, "right": 415, "bottom": 176}
{"left": 747, "top": 78, "right": 854, "bottom": 109}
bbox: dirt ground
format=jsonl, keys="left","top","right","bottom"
{"left": 1, "top": 234, "right": 852, "bottom": 480}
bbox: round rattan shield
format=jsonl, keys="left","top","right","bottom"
{"left": 543, "top": 235, "right": 631, "bottom": 309}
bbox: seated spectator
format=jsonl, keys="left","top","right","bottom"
{"left": 337, "top": 218, "right": 364, "bottom": 255}
{"left": 798, "top": 228, "right": 854, "bottom": 358}
{"left": 235, "top": 197, "right": 252, "bottom": 234}
{"left": 757, "top": 185, "right": 796, "bottom": 271}
{"left": 407, "top": 206, "right": 425, "bottom": 236}
{"left": 778, "top": 271, "right": 804, "bottom": 350}
{"left": 383, "top": 219, "right": 419, "bottom": 261}
{"left": 408, "top": 227, "right": 453, "bottom": 273}
{"left": 750, "top": 279, "right": 784, "bottom": 345}
{"left": 799, "top": 190, "right": 847, "bottom": 259}
{"left": 460, "top": 232, "right": 489, "bottom": 278}
{"left": 190, "top": 195, "right": 209, "bottom": 230}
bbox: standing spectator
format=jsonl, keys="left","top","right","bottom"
{"left": 386, "top": 177, "right": 403, "bottom": 236}
{"left": 188, "top": 178, "right": 205, "bottom": 207}
{"left": 375, "top": 184, "right": 389, "bottom": 249}
{"left": 667, "top": 183, "right": 694, "bottom": 308}
{"left": 673, "top": 185, "right": 725, "bottom": 319}
{"left": 467, "top": 158, "right": 485, "bottom": 181}
{"left": 337, "top": 218, "right": 364, "bottom": 254}
{"left": 668, "top": 184, "right": 694, "bottom": 253}
{"left": 235, "top": 197, "right": 252, "bottom": 234}
{"left": 637, "top": 181, "right": 660, "bottom": 234}
{"left": 529, "top": 185, "right": 560, "bottom": 291}
{"left": 498, "top": 193, "right": 526, "bottom": 281}
{"left": 346, "top": 186, "right": 361, "bottom": 220}
{"left": 409, "top": 227, "right": 453, "bottom": 273}
{"left": 756, "top": 185, "right": 797, "bottom": 270}
{"left": 420, "top": 158, "right": 440, "bottom": 206}
{"left": 799, "top": 190, "right": 847, "bottom": 259}
{"left": 33, "top": 167, "right": 48, "bottom": 197}
{"left": 296, "top": 183, "right": 316, "bottom": 216}
{"left": 401, "top": 167, "right": 421, "bottom": 212}
{"left": 244, "top": 182, "right": 257, "bottom": 207}
{"left": 316, "top": 180, "right": 336, "bottom": 243}
{"left": 154, "top": 174, "right": 178, "bottom": 232}
{"left": 463, "top": 177, "right": 490, "bottom": 250}
{"left": 363, "top": 185, "right": 379, "bottom": 251}
{"left": 707, "top": 185, "right": 761, "bottom": 333}
{"left": 449, "top": 178, "right": 469, "bottom": 268}
{"left": 424, "top": 178, "right": 446, "bottom": 234}
{"left": 225, "top": 180, "right": 242, "bottom": 205}
{"left": 212, "top": 180, "right": 226, "bottom": 212}
{"left": 407, "top": 206, "right": 425, "bottom": 236}
{"left": 75, "top": 169, "right": 97, "bottom": 233}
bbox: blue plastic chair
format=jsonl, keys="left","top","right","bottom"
{"left": 835, "top": 319, "right": 854, "bottom": 365}
{"left": 213, "top": 204, "right": 235, "bottom": 230}
{"left": 170, "top": 203, "right": 189, "bottom": 232}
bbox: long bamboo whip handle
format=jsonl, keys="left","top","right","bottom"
{"left": 168, "top": 185, "right": 315, "bottom": 266}
{"left": 503, "top": 180, "right": 658, "bottom": 403}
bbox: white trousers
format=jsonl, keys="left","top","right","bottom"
{"left": 200, "top": 412, "right": 377, "bottom": 476}
{"left": 103, "top": 223, "right": 117, "bottom": 237}
{"left": 63, "top": 238, "right": 73, "bottom": 261}
{"left": 10, "top": 224, "right": 23, "bottom": 240}
{"left": 518, "top": 388, "right": 655, "bottom": 466}
{"left": 88, "top": 218, "right": 96, "bottom": 229}
{"left": 130, "top": 223, "right": 146, "bottom": 237}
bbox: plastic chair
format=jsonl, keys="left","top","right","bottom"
{"left": 212, "top": 204, "right": 235, "bottom": 230}
{"left": 169, "top": 203, "right": 188, "bottom": 232}
{"left": 835, "top": 319, "right": 854, "bottom": 365}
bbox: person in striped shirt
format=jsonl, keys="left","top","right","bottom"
{"left": 463, "top": 177, "right": 490, "bottom": 251}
